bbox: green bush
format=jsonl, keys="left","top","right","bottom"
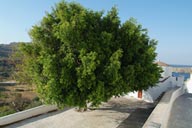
{"left": 0, "top": 87, "right": 6, "bottom": 91}
{"left": 10, "top": 93, "right": 31, "bottom": 111}
{"left": 15, "top": 88, "right": 25, "bottom": 92}
{"left": 32, "top": 96, "right": 40, "bottom": 101}
{"left": 18, "top": 1, "right": 162, "bottom": 109}
{"left": 0, "top": 92, "right": 8, "bottom": 99}
{"left": 0, "top": 106, "right": 16, "bottom": 117}
{"left": 25, "top": 96, "right": 42, "bottom": 110}
{"left": 25, "top": 100, "right": 42, "bottom": 110}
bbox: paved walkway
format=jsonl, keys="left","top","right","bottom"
{"left": 167, "top": 93, "right": 192, "bottom": 128}
{"left": 5, "top": 97, "right": 154, "bottom": 128}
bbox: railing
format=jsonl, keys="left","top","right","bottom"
{"left": 159, "top": 76, "right": 170, "bottom": 83}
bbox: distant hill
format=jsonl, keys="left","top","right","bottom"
{"left": 169, "top": 64, "right": 192, "bottom": 73}
{"left": 157, "top": 61, "right": 192, "bottom": 73}
{"left": 0, "top": 43, "right": 18, "bottom": 81}
{"left": 169, "top": 64, "right": 192, "bottom": 68}
{"left": 0, "top": 43, "right": 17, "bottom": 58}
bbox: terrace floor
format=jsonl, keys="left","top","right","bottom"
{"left": 5, "top": 97, "right": 155, "bottom": 128}
{"left": 167, "top": 93, "right": 192, "bottom": 128}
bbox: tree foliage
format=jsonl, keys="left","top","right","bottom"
{"left": 17, "top": 1, "right": 162, "bottom": 108}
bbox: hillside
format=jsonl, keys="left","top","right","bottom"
{"left": 0, "top": 43, "right": 17, "bottom": 81}
{"left": 0, "top": 43, "right": 13, "bottom": 58}
{"left": 169, "top": 65, "right": 192, "bottom": 73}
{"left": 0, "top": 43, "right": 42, "bottom": 117}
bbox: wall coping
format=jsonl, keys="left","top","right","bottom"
{"left": 0, "top": 105, "right": 57, "bottom": 126}
{"left": 142, "top": 84, "right": 186, "bottom": 128}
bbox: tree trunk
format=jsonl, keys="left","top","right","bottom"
{"left": 138, "top": 90, "right": 142, "bottom": 99}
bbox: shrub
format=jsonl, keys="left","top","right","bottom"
{"left": 0, "top": 106, "right": 16, "bottom": 117}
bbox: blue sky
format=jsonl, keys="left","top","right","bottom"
{"left": 0, "top": 0, "right": 192, "bottom": 65}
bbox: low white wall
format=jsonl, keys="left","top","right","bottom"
{"left": 171, "top": 76, "right": 184, "bottom": 87}
{"left": 126, "top": 66, "right": 185, "bottom": 102}
{"left": 125, "top": 75, "right": 184, "bottom": 103}
{"left": 143, "top": 77, "right": 173, "bottom": 102}
{"left": 185, "top": 74, "right": 192, "bottom": 93}
{"left": 143, "top": 75, "right": 185, "bottom": 102}
{"left": 161, "top": 66, "right": 172, "bottom": 78}
{"left": 125, "top": 91, "right": 138, "bottom": 98}
{"left": 163, "top": 84, "right": 186, "bottom": 128}
{"left": 143, "top": 85, "right": 186, "bottom": 128}
{"left": 0, "top": 105, "right": 57, "bottom": 126}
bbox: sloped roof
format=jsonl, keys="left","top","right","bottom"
{"left": 156, "top": 61, "right": 168, "bottom": 67}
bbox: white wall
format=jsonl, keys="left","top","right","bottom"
{"left": 125, "top": 91, "right": 138, "bottom": 98}
{"left": 172, "top": 76, "right": 184, "bottom": 87}
{"left": 126, "top": 66, "right": 185, "bottom": 102}
{"left": 143, "top": 77, "right": 173, "bottom": 102}
{"left": 0, "top": 105, "right": 57, "bottom": 126}
{"left": 143, "top": 76, "right": 184, "bottom": 102}
{"left": 143, "top": 84, "right": 186, "bottom": 128}
{"left": 161, "top": 66, "right": 172, "bottom": 78}
{"left": 185, "top": 73, "right": 192, "bottom": 93}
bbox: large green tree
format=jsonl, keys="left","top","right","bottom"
{"left": 18, "top": 1, "right": 161, "bottom": 109}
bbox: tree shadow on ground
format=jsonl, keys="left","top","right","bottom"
{"left": 95, "top": 99, "right": 155, "bottom": 128}
{"left": 116, "top": 107, "right": 154, "bottom": 128}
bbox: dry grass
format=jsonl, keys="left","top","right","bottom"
{"left": 0, "top": 82, "right": 42, "bottom": 117}
{"left": 0, "top": 83, "right": 37, "bottom": 102}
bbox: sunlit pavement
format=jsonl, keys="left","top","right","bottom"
{"left": 167, "top": 93, "right": 192, "bottom": 128}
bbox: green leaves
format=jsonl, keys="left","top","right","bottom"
{"left": 76, "top": 50, "right": 98, "bottom": 90}
{"left": 104, "top": 49, "right": 122, "bottom": 83}
{"left": 17, "top": 1, "right": 162, "bottom": 109}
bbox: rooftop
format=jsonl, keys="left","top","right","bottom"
{"left": 156, "top": 61, "right": 168, "bottom": 67}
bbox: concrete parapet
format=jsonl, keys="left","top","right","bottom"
{"left": 143, "top": 85, "right": 186, "bottom": 128}
{"left": 0, "top": 105, "right": 57, "bottom": 126}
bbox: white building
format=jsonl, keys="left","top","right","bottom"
{"left": 185, "top": 74, "right": 192, "bottom": 93}
{"left": 126, "top": 61, "right": 185, "bottom": 102}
